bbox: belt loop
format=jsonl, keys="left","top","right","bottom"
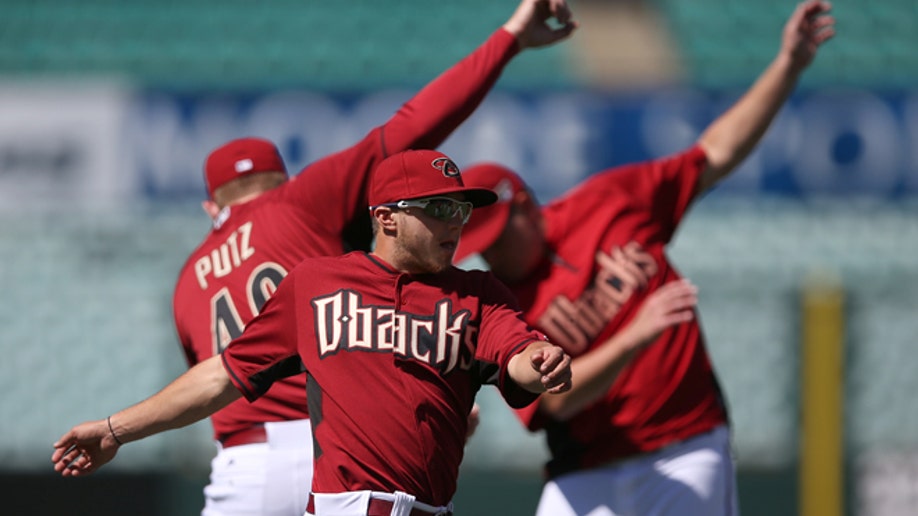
{"left": 390, "top": 491, "right": 416, "bottom": 516}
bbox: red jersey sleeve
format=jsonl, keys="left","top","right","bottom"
{"left": 277, "top": 29, "right": 520, "bottom": 244}
{"left": 560, "top": 145, "right": 708, "bottom": 243}
{"left": 221, "top": 267, "right": 304, "bottom": 402}
{"left": 474, "top": 272, "right": 545, "bottom": 409}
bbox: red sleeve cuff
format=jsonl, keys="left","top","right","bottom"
{"left": 494, "top": 27, "right": 522, "bottom": 60}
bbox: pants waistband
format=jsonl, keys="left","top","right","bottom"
{"left": 307, "top": 491, "right": 453, "bottom": 516}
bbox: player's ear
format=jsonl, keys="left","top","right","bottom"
{"left": 372, "top": 206, "right": 398, "bottom": 231}
{"left": 202, "top": 200, "right": 221, "bottom": 220}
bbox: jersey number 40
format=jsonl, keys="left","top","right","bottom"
{"left": 210, "top": 262, "right": 287, "bottom": 355}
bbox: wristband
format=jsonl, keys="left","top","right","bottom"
{"left": 107, "top": 416, "right": 124, "bottom": 446}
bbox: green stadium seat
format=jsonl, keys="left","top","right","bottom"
{"left": 0, "top": 0, "right": 575, "bottom": 91}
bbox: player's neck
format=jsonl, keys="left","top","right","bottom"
{"left": 226, "top": 191, "right": 262, "bottom": 206}
{"left": 370, "top": 248, "right": 443, "bottom": 276}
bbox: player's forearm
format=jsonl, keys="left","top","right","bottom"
{"left": 697, "top": 52, "right": 800, "bottom": 190}
{"left": 538, "top": 328, "right": 644, "bottom": 421}
{"left": 382, "top": 28, "right": 518, "bottom": 153}
{"left": 108, "top": 356, "right": 240, "bottom": 444}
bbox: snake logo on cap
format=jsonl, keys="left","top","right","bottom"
{"left": 432, "top": 157, "right": 460, "bottom": 178}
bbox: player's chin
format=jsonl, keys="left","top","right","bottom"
{"left": 438, "top": 241, "right": 458, "bottom": 260}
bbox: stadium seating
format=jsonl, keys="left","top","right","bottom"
{"left": 655, "top": 0, "right": 918, "bottom": 89}
{"left": 0, "top": 0, "right": 574, "bottom": 90}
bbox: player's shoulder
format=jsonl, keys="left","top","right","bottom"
{"left": 288, "top": 251, "right": 365, "bottom": 275}
{"left": 443, "top": 266, "right": 507, "bottom": 292}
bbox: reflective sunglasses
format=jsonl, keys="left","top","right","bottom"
{"left": 381, "top": 196, "right": 474, "bottom": 224}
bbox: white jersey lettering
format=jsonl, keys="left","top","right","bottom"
{"left": 194, "top": 222, "right": 257, "bottom": 289}
{"left": 312, "top": 290, "right": 475, "bottom": 374}
{"left": 313, "top": 291, "right": 344, "bottom": 355}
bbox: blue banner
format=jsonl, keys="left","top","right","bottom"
{"left": 126, "top": 88, "right": 918, "bottom": 201}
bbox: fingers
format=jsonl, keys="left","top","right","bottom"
{"left": 504, "top": 0, "right": 577, "bottom": 49}
{"left": 50, "top": 439, "right": 70, "bottom": 463}
{"left": 660, "top": 280, "right": 698, "bottom": 321}
{"left": 796, "top": 0, "right": 834, "bottom": 36}
{"left": 544, "top": 364, "right": 572, "bottom": 394}
{"left": 51, "top": 423, "right": 110, "bottom": 477}
{"left": 51, "top": 433, "right": 83, "bottom": 472}
{"left": 545, "top": 0, "right": 569, "bottom": 23}
{"left": 653, "top": 279, "right": 698, "bottom": 306}
{"left": 52, "top": 429, "right": 74, "bottom": 451}
{"left": 808, "top": 14, "right": 836, "bottom": 45}
{"left": 545, "top": 22, "right": 577, "bottom": 45}
{"left": 801, "top": 0, "right": 831, "bottom": 17}
{"left": 465, "top": 403, "right": 481, "bottom": 441}
{"left": 52, "top": 444, "right": 92, "bottom": 475}
{"left": 633, "top": 279, "right": 697, "bottom": 335}
{"left": 533, "top": 346, "right": 572, "bottom": 393}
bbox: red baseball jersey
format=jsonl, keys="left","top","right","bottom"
{"left": 221, "top": 252, "right": 545, "bottom": 505}
{"left": 173, "top": 28, "right": 522, "bottom": 442}
{"left": 512, "top": 145, "right": 729, "bottom": 478}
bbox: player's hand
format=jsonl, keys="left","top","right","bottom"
{"left": 51, "top": 420, "right": 120, "bottom": 477}
{"left": 624, "top": 279, "right": 697, "bottom": 352}
{"left": 465, "top": 403, "right": 481, "bottom": 442}
{"left": 530, "top": 344, "right": 572, "bottom": 394}
{"left": 780, "top": 1, "right": 835, "bottom": 71}
{"left": 503, "top": 0, "right": 577, "bottom": 50}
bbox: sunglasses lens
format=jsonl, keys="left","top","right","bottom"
{"left": 424, "top": 199, "right": 472, "bottom": 223}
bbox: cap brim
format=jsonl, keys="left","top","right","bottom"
{"left": 404, "top": 186, "right": 498, "bottom": 208}
{"left": 454, "top": 199, "right": 511, "bottom": 263}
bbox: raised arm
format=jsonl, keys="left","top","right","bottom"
{"left": 696, "top": 0, "right": 835, "bottom": 192}
{"left": 538, "top": 279, "right": 698, "bottom": 421}
{"left": 508, "top": 340, "right": 572, "bottom": 394}
{"left": 292, "top": 0, "right": 578, "bottom": 253}
{"left": 51, "top": 355, "right": 240, "bottom": 477}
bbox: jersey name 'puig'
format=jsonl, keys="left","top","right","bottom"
{"left": 194, "top": 221, "right": 256, "bottom": 289}
{"left": 312, "top": 290, "right": 477, "bottom": 375}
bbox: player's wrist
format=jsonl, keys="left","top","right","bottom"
{"left": 107, "top": 416, "right": 124, "bottom": 447}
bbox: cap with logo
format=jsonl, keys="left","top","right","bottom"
{"left": 369, "top": 150, "right": 498, "bottom": 208}
{"left": 204, "top": 137, "right": 288, "bottom": 199}
{"left": 453, "top": 163, "right": 527, "bottom": 262}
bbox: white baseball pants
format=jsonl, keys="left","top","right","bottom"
{"left": 535, "top": 425, "right": 738, "bottom": 516}
{"left": 202, "top": 419, "right": 313, "bottom": 516}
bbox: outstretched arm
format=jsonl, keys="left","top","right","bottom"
{"left": 697, "top": 0, "right": 835, "bottom": 192}
{"left": 508, "top": 340, "right": 572, "bottom": 394}
{"left": 52, "top": 355, "right": 240, "bottom": 477}
{"left": 538, "top": 279, "right": 698, "bottom": 421}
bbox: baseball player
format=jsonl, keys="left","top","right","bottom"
{"left": 57, "top": 1, "right": 576, "bottom": 514}
{"left": 453, "top": 2, "right": 835, "bottom": 515}
{"left": 53, "top": 149, "right": 574, "bottom": 516}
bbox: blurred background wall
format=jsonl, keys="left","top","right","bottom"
{"left": 0, "top": 1, "right": 916, "bottom": 515}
